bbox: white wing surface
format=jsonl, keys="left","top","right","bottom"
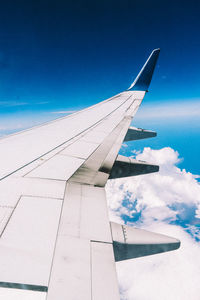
{"left": 0, "top": 49, "right": 180, "bottom": 300}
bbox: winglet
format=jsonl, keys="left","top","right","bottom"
{"left": 128, "top": 48, "right": 160, "bottom": 91}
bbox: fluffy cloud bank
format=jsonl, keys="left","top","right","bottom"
{"left": 106, "top": 147, "right": 200, "bottom": 300}
{"left": 106, "top": 147, "right": 200, "bottom": 227}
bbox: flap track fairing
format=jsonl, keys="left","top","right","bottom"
{"left": 124, "top": 126, "right": 157, "bottom": 142}
{"left": 111, "top": 222, "right": 180, "bottom": 261}
{"left": 109, "top": 155, "right": 159, "bottom": 179}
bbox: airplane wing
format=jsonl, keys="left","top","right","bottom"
{"left": 0, "top": 49, "right": 180, "bottom": 300}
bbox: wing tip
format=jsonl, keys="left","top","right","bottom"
{"left": 128, "top": 48, "right": 160, "bottom": 92}
{"left": 153, "top": 48, "right": 160, "bottom": 52}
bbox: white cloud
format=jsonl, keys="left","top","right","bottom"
{"left": 105, "top": 147, "right": 200, "bottom": 300}
{"left": 106, "top": 147, "right": 200, "bottom": 224}
{"left": 117, "top": 223, "right": 200, "bottom": 300}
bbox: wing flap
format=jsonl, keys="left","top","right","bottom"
{"left": 47, "top": 236, "right": 91, "bottom": 300}
{"left": 47, "top": 183, "right": 117, "bottom": 300}
{"left": 91, "top": 242, "right": 120, "bottom": 300}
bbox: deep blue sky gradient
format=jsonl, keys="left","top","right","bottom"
{"left": 0, "top": 0, "right": 199, "bottom": 174}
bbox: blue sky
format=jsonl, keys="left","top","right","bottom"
{"left": 0, "top": 1, "right": 200, "bottom": 299}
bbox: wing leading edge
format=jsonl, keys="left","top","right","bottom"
{"left": 0, "top": 49, "right": 180, "bottom": 300}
